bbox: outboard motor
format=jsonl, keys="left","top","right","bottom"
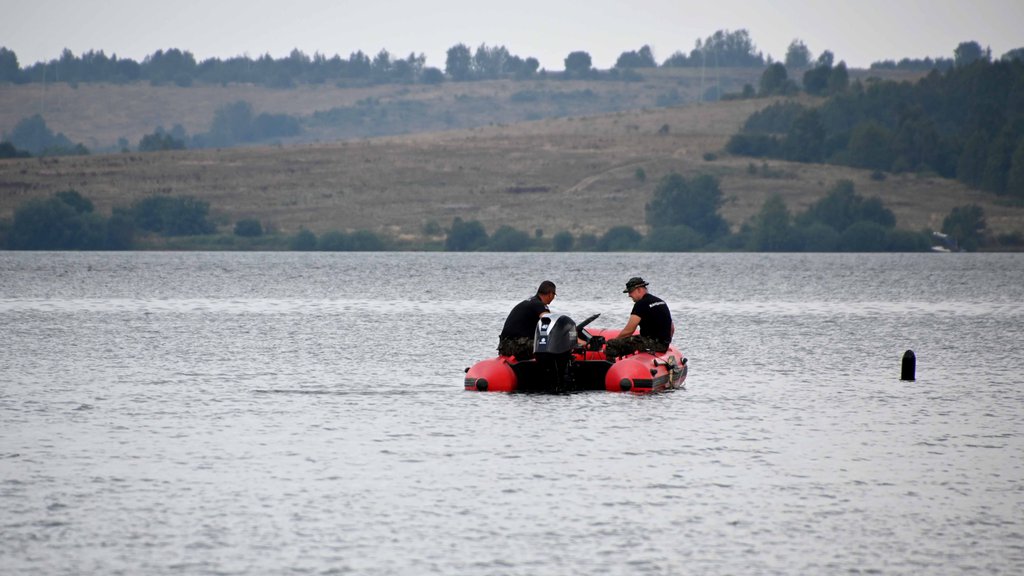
{"left": 534, "top": 314, "right": 577, "bottom": 355}
{"left": 528, "top": 314, "right": 577, "bottom": 391}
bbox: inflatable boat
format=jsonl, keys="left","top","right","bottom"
{"left": 464, "top": 313, "right": 687, "bottom": 393}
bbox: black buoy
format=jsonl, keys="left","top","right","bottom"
{"left": 901, "top": 350, "right": 916, "bottom": 381}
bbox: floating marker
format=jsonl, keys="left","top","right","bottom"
{"left": 901, "top": 350, "right": 916, "bottom": 381}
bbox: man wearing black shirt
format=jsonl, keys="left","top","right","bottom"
{"left": 605, "top": 276, "right": 674, "bottom": 360}
{"left": 498, "top": 280, "right": 557, "bottom": 359}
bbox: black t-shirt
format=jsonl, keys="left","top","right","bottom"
{"left": 500, "top": 296, "right": 549, "bottom": 338}
{"left": 630, "top": 293, "right": 673, "bottom": 343}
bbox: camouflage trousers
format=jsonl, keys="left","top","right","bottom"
{"left": 498, "top": 336, "right": 535, "bottom": 360}
{"left": 604, "top": 335, "right": 668, "bottom": 360}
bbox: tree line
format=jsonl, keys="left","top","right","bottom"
{"left": 4, "top": 38, "right": 1020, "bottom": 158}
{"left": 0, "top": 31, "right": 768, "bottom": 87}
{"left": 2, "top": 173, "right": 991, "bottom": 251}
{"left": 8, "top": 31, "right": 1014, "bottom": 89}
{"left": 726, "top": 53, "right": 1024, "bottom": 201}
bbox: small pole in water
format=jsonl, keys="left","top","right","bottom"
{"left": 901, "top": 350, "right": 916, "bottom": 381}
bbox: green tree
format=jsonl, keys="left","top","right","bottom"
{"left": 942, "top": 204, "right": 987, "bottom": 250}
{"left": 105, "top": 207, "right": 136, "bottom": 250}
{"left": 847, "top": 121, "right": 894, "bottom": 170}
{"left": 0, "top": 47, "right": 19, "bottom": 82}
{"left": 7, "top": 114, "right": 77, "bottom": 155}
{"left": 797, "top": 222, "right": 840, "bottom": 251}
{"left": 759, "top": 63, "right": 795, "bottom": 96}
{"left": 318, "top": 230, "right": 350, "bottom": 251}
{"left": 981, "top": 129, "right": 1017, "bottom": 194}
{"left": 139, "top": 130, "right": 186, "bottom": 152}
{"left": 802, "top": 61, "right": 831, "bottom": 95}
{"left": 8, "top": 194, "right": 107, "bottom": 250}
{"left": 348, "top": 230, "right": 385, "bottom": 251}
{"left": 886, "top": 229, "right": 932, "bottom": 251}
{"left": 252, "top": 113, "right": 301, "bottom": 139}
{"left": 597, "top": 226, "right": 642, "bottom": 251}
{"left": 957, "top": 131, "right": 990, "bottom": 186}
{"left": 234, "top": 219, "right": 263, "bottom": 237}
{"left": 552, "top": 231, "right": 574, "bottom": 251}
{"left": 487, "top": 225, "right": 531, "bottom": 251}
{"left": 616, "top": 45, "right": 657, "bottom": 68}
{"left": 798, "top": 180, "right": 895, "bottom": 232}
{"left": 954, "top": 41, "right": 989, "bottom": 67}
{"left": 827, "top": 61, "right": 849, "bottom": 94}
{"left": 690, "top": 29, "right": 764, "bottom": 67}
{"left": 892, "top": 106, "right": 941, "bottom": 171}
{"left": 421, "top": 67, "right": 444, "bottom": 84}
{"left": 645, "top": 173, "right": 730, "bottom": 240}
{"left": 142, "top": 48, "right": 197, "bottom": 85}
{"left": 0, "top": 142, "right": 31, "bottom": 158}
{"left": 445, "top": 217, "right": 487, "bottom": 251}
{"left": 473, "top": 44, "right": 511, "bottom": 79}
{"left": 783, "top": 109, "right": 826, "bottom": 162}
{"left": 564, "top": 51, "right": 593, "bottom": 76}
{"left": 839, "top": 221, "right": 889, "bottom": 251}
{"left": 749, "top": 194, "right": 797, "bottom": 251}
{"left": 55, "top": 190, "right": 94, "bottom": 214}
{"left": 784, "top": 40, "right": 812, "bottom": 69}
{"left": 445, "top": 44, "right": 473, "bottom": 80}
{"left": 208, "top": 101, "right": 255, "bottom": 146}
{"left": 289, "top": 228, "right": 317, "bottom": 250}
{"left": 131, "top": 195, "right": 216, "bottom": 236}
{"left": 1006, "top": 140, "right": 1024, "bottom": 199}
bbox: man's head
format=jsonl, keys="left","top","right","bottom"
{"left": 623, "top": 276, "right": 648, "bottom": 302}
{"left": 537, "top": 280, "right": 557, "bottom": 305}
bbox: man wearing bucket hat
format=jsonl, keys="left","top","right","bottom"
{"left": 604, "top": 276, "right": 674, "bottom": 360}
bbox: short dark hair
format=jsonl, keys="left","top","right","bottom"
{"left": 537, "top": 280, "right": 556, "bottom": 296}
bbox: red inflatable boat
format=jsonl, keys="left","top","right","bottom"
{"left": 464, "top": 313, "right": 687, "bottom": 393}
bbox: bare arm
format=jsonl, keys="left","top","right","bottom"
{"left": 615, "top": 314, "right": 642, "bottom": 339}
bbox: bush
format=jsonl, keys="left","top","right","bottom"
{"left": 234, "top": 219, "right": 263, "bottom": 237}
{"left": 289, "top": 229, "right": 317, "bottom": 251}
{"left": 348, "top": 230, "right": 385, "bottom": 251}
{"left": 131, "top": 195, "right": 216, "bottom": 236}
{"left": 0, "top": 141, "right": 31, "bottom": 158}
{"left": 487, "top": 225, "right": 531, "bottom": 251}
{"left": 839, "top": 221, "right": 889, "bottom": 252}
{"left": 317, "top": 230, "right": 350, "bottom": 251}
{"left": 552, "top": 231, "right": 574, "bottom": 251}
{"left": 576, "top": 233, "right": 598, "bottom": 251}
{"left": 942, "top": 204, "right": 987, "bottom": 251}
{"left": 139, "top": 131, "right": 186, "bottom": 152}
{"left": 8, "top": 193, "right": 114, "bottom": 250}
{"left": 646, "top": 173, "right": 730, "bottom": 240}
{"left": 422, "top": 220, "right": 443, "bottom": 236}
{"left": 597, "top": 226, "right": 643, "bottom": 251}
{"left": 796, "top": 223, "right": 840, "bottom": 251}
{"left": 886, "top": 229, "right": 932, "bottom": 252}
{"left": 444, "top": 217, "right": 488, "bottom": 251}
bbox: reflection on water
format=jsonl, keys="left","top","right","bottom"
{"left": 1, "top": 252, "right": 1022, "bottom": 575}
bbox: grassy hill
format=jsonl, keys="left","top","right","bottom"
{"left": 2, "top": 68, "right": 1022, "bottom": 244}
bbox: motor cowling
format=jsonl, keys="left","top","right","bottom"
{"left": 533, "top": 314, "right": 577, "bottom": 355}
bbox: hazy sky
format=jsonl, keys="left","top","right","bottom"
{"left": 3, "top": 0, "right": 1022, "bottom": 70}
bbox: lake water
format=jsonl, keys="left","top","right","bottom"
{"left": 1, "top": 251, "right": 1022, "bottom": 575}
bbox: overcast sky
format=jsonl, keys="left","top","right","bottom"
{"left": 3, "top": 0, "right": 1022, "bottom": 70}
